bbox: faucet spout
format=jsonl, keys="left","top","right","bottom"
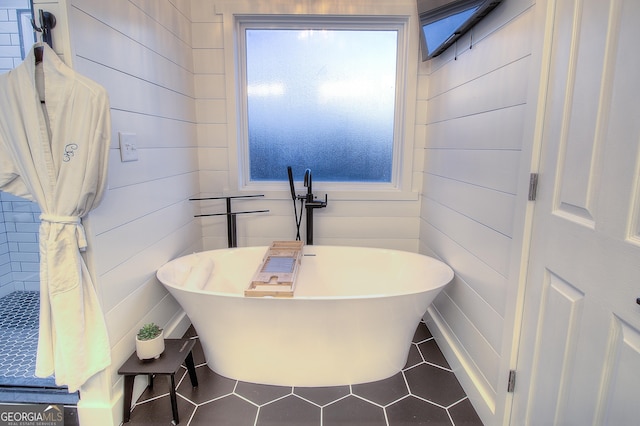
{"left": 303, "top": 168, "right": 312, "bottom": 201}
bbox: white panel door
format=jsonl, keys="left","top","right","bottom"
{"left": 512, "top": 0, "right": 640, "bottom": 424}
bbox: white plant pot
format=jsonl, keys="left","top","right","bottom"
{"left": 136, "top": 331, "right": 165, "bottom": 360}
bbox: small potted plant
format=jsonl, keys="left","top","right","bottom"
{"left": 135, "top": 323, "right": 164, "bottom": 360}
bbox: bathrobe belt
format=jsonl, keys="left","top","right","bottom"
{"left": 39, "top": 213, "right": 88, "bottom": 250}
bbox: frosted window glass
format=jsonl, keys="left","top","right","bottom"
{"left": 245, "top": 29, "right": 398, "bottom": 182}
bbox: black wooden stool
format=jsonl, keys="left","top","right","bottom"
{"left": 118, "top": 338, "right": 198, "bottom": 424}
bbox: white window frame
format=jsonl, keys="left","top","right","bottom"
{"left": 218, "top": 1, "right": 420, "bottom": 201}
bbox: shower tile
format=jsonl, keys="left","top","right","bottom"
{"left": 0, "top": 291, "right": 44, "bottom": 384}
{"left": 0, "top": 291, "right": 72, "bottom": 397}
{"left": 0, "top": 286, "right": 12, "bottom": 300}
{"left": 0, "top": 386, "right": 79, "bottom": 405}
{"left": 7, "top": 231, "right": 36, "bottom": 243}
{"left": 9, "top": 251, "right": 39, "bottom": 262}
{"left": 23, "top": 281, "right": 39, "bottom": 292}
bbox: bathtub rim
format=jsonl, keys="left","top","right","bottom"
{"left": 156, "top": 245, "right": 454, "bottom": 300}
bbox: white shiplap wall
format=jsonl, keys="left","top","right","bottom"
{"left": 63, "top": 1, "right": 200, "bottom": 424}
{"left": 419, "top": 0, "right": 543, "bottom": 424}
{"left": 36, "top": 0, "right": 425, "bottom": 423}
{"left": 23, "top": 0, "right": 551, "bottom": 424}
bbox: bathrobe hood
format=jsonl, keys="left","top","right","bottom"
{"left": 0, "top": 43, "right": 111, "bottom": 392}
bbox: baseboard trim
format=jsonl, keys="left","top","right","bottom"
{"left": 424, "top": 306, "right": 496, "bottom": 425}
{"left": 164, "top": 310, "right": 191, "bottom": 339}
{"left": 78, "top": 312, "right": 193, "bottom": 426}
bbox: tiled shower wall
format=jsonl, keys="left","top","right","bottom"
{"left": 0, "top": 192, "right": 40, "bottom": 298}
{"left": 0, "top": 0, "right": 33, "bottom": 74}
{"left": 1, "top": 1, "right": 39, "bottom": 298}
{"left": 0, "top": 199, "right": 8, "bottom": 297}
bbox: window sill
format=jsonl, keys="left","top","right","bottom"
{"left": 227, "top": 187, "right": 420, "bottom": 202}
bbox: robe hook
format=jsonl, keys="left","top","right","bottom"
{"left": 29, "top": 1, "right": 56, "bottom": 49}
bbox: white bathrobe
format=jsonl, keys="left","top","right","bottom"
{"left": 0, "top": 43, "right": 111, "bottom": 392}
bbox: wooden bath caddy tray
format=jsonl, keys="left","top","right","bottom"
{"left": 245, "top": 241, "right": 304, "bottom": 297}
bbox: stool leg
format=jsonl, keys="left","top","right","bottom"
{"left": 185, "top": 351, "right": 198, "bottom": 387}
{"left": 122, "top": 375, "right": 134, "bottom": 423}
{"left": 169, "top": 373, "right": 179, "bottom": 424}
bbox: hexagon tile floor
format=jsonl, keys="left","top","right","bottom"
{"left": 0, "top": 291, "right": 56, "bottom": 387}
{"left": 125, "top": 322, "right": 483, "bottom": 425}
{"left": 0, "top": 292, "right": 79, "bottom": 422}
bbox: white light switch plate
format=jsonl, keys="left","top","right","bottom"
{"left": 119, "top": 132, "right": 139, "bottom": 162}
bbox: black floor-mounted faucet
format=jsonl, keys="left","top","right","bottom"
{"left": 287, "top": 167, "right": 327, "bottom": 245}
{"left": 303, "top": 169, "right": 327, "bottom": 245}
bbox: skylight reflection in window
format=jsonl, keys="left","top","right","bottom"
{"left": 422, "top": 6, "right": 479, "bottom": 56}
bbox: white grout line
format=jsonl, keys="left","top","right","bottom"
{"left": 129, "top": 321, "right": 478, "bottom": 425}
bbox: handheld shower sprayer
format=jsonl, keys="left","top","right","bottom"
{"left": 287, "top": 166, "right": 303, "bottom": 241}
{"left": 287, "top": 166, "right": 297, "bottom": 202}
{"left": 287, "top": 166, "right": 327, "bottom": 245}
{"left": 303, "top": 168, "right": 313, "bottom": 201}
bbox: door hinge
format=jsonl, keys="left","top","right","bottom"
{"left": 528, "top": 173, "right": 539, "bottom": 201}
{"left": 507, "top": 370, "right": 517, "bottom": 393}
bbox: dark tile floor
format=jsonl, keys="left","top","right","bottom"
{"left": 125, "top": 322, "right": 483, "bottom": 426}
{"left": 0, "top": 291, "right": 79, "bottom": 424}
{"left": 0, "top": 291, "right": 50, "bottom": 386}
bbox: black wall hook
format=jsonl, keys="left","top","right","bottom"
{"left": 30, "top": 1, "right": 56, "bottom": 49}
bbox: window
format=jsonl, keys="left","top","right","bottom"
{"left": 417, "top": 0, "right": 503, "bottom": 60}
{"left": 238, "top": 17, "right": 408, "bottom": 187}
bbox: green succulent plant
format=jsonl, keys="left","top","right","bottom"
{"left": 137, "top": 323, "right": 162, "bottom": 341}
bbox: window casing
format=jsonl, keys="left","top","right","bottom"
{"left": 236, "top": 16, "right": 410, "bottom": 192}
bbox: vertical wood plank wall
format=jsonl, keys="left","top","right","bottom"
{"left": 419, "top": 0, "right": 539, "bottom": 423}
{"left": 64, "top": 0, "right": 200, "bottom": 422}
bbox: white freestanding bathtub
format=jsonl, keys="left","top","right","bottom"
{"left": 156, "top": 245, "right": 453, "bottom": 387}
